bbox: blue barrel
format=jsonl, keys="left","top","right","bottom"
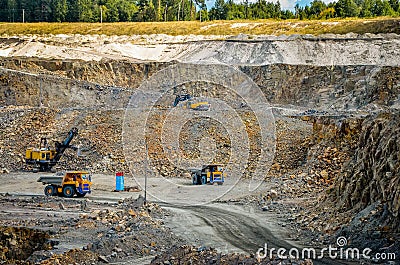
{"left": 116, "top": 172, "right": 124, "bottom": 191}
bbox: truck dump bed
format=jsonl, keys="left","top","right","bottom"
{"left": 37, "top": 176, "right": 63, "bottom": 186}
{"left": 188, "top": 168, "right": 201, "bottom": 173}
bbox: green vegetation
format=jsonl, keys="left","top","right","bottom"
{"left": 0, "top": 18, "right": 399, "bottom": 36}
{"left": 0, "top": 0, "right": 399, "bottom": 23}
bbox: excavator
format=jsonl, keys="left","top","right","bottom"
{"left": 25, "top": 127, "right": 78, "bottom": 172}
{"left": 173, "top": 94, "right": 210, "bottom": 111}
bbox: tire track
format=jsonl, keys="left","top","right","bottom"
{"left": 167, "top": 204, "right": 293, "bottom": 252}
{"left": 162, "top": 203, "right": 355, "bottom": 265}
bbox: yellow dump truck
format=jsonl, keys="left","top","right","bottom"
{"left": 37, "top": 171, "right": 92, "bottom": 198}
{"left": 190, "top": 164, "right": 226, "bottom": 185}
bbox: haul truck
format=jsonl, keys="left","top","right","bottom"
{"left": 37, "top": 171, "right": 92, "bottom": 198}
{"left": 190, "top": 164, "right": 226, "bottom": 185}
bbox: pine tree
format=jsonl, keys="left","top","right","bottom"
{"left": 335, "top": 0, "right": 360, "bottom": 17}
{"left": 51, "top": 0, "right": 68, "bottom": 22}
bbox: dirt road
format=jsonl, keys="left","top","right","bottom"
{"left": 162, "top": 203, "right": 293, "bottom": 253}
{"left": 161, "top": 203, "right": 355, "bottom": 265}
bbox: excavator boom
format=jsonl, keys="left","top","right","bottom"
{"left": 53, "top": 127, "right": 78, "bottom": 162}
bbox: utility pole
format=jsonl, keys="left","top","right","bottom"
{"left": 39, "top": 76, "right": 43, "bottom": 107}
{"left": 144, "top": 142, "right": 149, "bottom": 205}
{"left": 157, "top": 0, "right": 161, "bottom": 21}
{"left": 178, "top": 3, "right": 180, "bottom": 21}
{"left": 199, "top": 6, "right": 201, "bottom": 22}
{"left": 181, "top": 0, "right": 185, "bottom": 21}
{"left": 100, "top": 6, "right": 103, "bottom": 23}
{"left": 22, "top": 9, "right": 24, "bottom": 23}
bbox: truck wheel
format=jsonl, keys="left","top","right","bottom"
{"left": 192, "top": 174, "right": 198, "bottom": 185}
{"left": 201, "top": 175, "right": 207, "bottom": 185}
{"left": 63, "top": 186, "right": 75, "bottom": 198}
{"left": 44, "top": 185, "right": 55, "bottom": 196}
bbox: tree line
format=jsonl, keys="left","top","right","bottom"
{"left": 0, "top": 0, "right": 399, "bottom": 22}
{"left": 211, "top": 0, "right": 399, "bottom": 20}
{"left": 0, "top": 0, "right": 205, "bottom": 22}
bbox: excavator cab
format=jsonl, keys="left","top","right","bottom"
{"left": 25, "top": 142, "right": 56, "bottom": 170}
{"left": 173, "top": 94, "right": 192, "bottom": 107}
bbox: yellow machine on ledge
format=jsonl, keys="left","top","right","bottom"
{"left": 26, "top": 127, "right": 78, "bottom": 172}
{"left": 37, "top": 171, "right": 92, "bottom": 198}
{"left": 173, "top": 94, "right": 210, "bottom": 111}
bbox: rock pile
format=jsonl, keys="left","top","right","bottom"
{"left": 83, "top": 196, "right": 182, "bottom": 263}
{"left": 269, "top": 117, "right": 312, "bottom": 176}
{"left": 40, "top": 249, "right": 98, "bottom": 265}
{"left": 306, "top": 146, "right": 350, "bottom": 186}
{"left": 302, "top": 116, "right": 363, "bottom": 185}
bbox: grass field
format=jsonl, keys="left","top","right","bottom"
{"left": 0, "top": 17, "right": 399, "bottom": 36}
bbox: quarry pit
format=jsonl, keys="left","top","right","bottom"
{"left": 0, "top": 33, "right": 399, "bottom": 264}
